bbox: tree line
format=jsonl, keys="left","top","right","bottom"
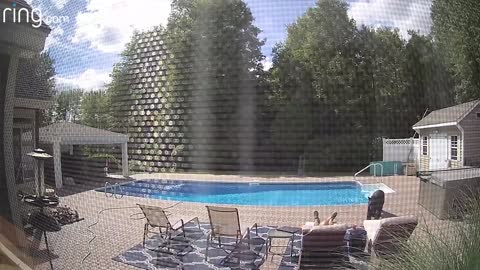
{"left": 46, "top": 88, "right": 112, "bottom": 130}
{"left": 265, "top": 0, "right": 456, "bottom": 171}
{"left": 46, "top": 0, "right": 480, "bottom": 173}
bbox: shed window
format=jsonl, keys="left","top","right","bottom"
{"left": 422, "top": 136, "right": 428, "bottom": 156}
{"left": 450, "top": 136, "right": 458, "bottom": 160}
{"left": 477, "top": 112, "right": 480, "bottom": 118}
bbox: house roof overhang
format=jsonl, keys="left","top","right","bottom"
{"left": 413, "top": 121, "right": 458, "bottom": 130}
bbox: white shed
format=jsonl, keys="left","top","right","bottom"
{"left": 413, "top": 100, "right": 480, "bottom": 171}
{"left": 39, "top": 122, "right": 129, "bottom": 188}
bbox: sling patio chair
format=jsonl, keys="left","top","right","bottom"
{"left": 297, "top": 223, "right": 350, "bottom": 269}
{"left": 137, "top": 204, "right": 201, "bottom": 254}
{"left": 205, "top": 205, "right": 263, "bottom": 266}
{"left": 364, "top": 215, "right": 418, "bottom": 259}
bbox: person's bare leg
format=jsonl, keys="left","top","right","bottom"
{"left": 313, "top": 210, "right": 321, "bottom": 225}
{"left": 320, "top": 212, "right": 338, "bottom": 225}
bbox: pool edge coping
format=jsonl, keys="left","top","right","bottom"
{"left": 95, "top": 177, "right": 397, "bottom": 207}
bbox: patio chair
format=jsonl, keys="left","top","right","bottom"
{"left": 366, "top": 190, "right": 385, "bottom": 220}
{"left": 204, "top": 206, "right": 261, "bottom": 263}
{"left": 364, "top": 216, "right": 418, "bottom": 259}
{"left": 297, "top": 224, "right": 350, "bottom": 269}
{"left": 137, "top": 204, "right": 200, "bottom": 250}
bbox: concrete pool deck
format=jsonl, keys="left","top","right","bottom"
{"left": 31, "top": 174, "right": 455, "bottom": 270}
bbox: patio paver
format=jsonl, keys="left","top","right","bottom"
{"left": 31, "top": 174, "right": 454, "bottom": 270}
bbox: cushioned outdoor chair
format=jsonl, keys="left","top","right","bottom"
{"left": 366, "top": 190, "right": 385, "bottom": 220}
{"left": 364, "top": 215, "right": 418, "bottom": 259}
{"left": 137, "top": 204, "right": 200, "bottom": 250}
{"left": 205, "top": 206, "right": 261, "bottom": 264}
{"left": 297, "top": 224, "right": 350, "bottom": 269}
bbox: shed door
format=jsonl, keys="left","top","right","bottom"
{"left": 429, "top": 133, "right": 448, "bottom": 170}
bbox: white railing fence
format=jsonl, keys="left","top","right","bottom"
{"left": 383, "top": 138, "right": 419, "bottom": 166}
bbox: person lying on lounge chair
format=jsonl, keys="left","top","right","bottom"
{"left": 298, "top": 212, "right": 350, "bottom": 269}
{"left": 314, "top": 210, "right": 338, "bottom": 225}
{"left": 305, "top": 211, "right": 338, "bottom": 228}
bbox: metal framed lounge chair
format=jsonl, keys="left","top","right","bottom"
{"left": 366, "top": 190, "right": 385, "bottom": 220}
{"left": 204, "top": 206, "right": 261, "bottom": 265}
{"left": 297, "top": 224, "right": 350, "bottom": 269}
{"left": 364, "top": 216, "right": 418, "bottom": 259}
{"left": 137, "top": 204, "right": 201, "bottom": 253}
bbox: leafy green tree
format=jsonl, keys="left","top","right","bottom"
{"left": 108, "top": 0, "right": 266, "bottom": 172}
{"left": 268, "top": 0, "right": 361, "bottom": 169}
{"left": 107, "top": 34, "right": 138, "bottom": 133}
{"left": 50, "top": 89, "right": 84, "bottom": 123}
{"left": 81, "top": 90, "right": 112, "bottom": 129}
{"left": 37, "top": 51, "right": 56, "bottom": 97}
{"left": 268, "top": 0, "right": 455, "bottom": 171}
{"left": 32, "top": 51, "right": 56, "bottom": 125}
{"left": 167, "top": 0, "right": 266, "bottom": 170}
{"left": 354, "top": 27, "right": 408, "bottom": 138}
{"left": 432, "top": 0, "right": 480, "bottom": 102}
{"left": 279, "top": 0, "right": 357, "bottom": 113}
{"left": 402, "top": 32, "right": 455, "bottom": 124}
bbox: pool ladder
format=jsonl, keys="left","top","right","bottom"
{"left": 104, "top": 182, "right": 124, "bottom": 199}
{"left": 354, "top": 163, "right": 383, "bottom": 180}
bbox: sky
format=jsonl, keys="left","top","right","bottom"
{"left": 26, "top": 0, "right": 433, "bottom": 91}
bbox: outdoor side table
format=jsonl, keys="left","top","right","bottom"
{"left": 265, "top": 226, "right": 300, "bottom": 259}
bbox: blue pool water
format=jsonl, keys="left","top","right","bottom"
{"left": 104, "top": 180, "right": 385, "bottom": 206}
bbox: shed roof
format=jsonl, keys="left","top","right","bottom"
{"left": 413, "top": 100, "right": 480, "bottom": 129}
{"left": 39, "top": 122, "right": 128, "bottom": 145}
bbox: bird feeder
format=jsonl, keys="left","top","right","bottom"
{"left": 27, "top": 148, "right": 52, "bottom": 197}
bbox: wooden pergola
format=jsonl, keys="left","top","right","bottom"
{"left": 39, "top": 122, "right": 129, "bottom": 188}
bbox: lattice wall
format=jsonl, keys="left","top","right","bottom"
{"left": 383, "top": 138, "right": 419, "bottom": 165}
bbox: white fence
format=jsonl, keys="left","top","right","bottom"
{"left": 383, "top": 138, "right": 419, "bottom": 166}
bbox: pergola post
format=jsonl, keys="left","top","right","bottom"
{"left": 121, "top": 142, "right": 129, "bottom": 177}
{"left": 53, "top": 142, "right": 63, "bottom": 188}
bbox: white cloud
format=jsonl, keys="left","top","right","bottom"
{"left": 348, "top": 0, "right": 432, "bottom": 38}
{"left": 26, "top": 0, "right": 69, "bottom": 50}
{"left": 51, "top": 0, "right": 70, "bottom": 10}
{"left": 262, "top": 56, "right": 273, "bottom": 71}
{"left": 72, "top": 0, "right": 172, "bottom": 53}
{"left": 44, "top": 25, "right": 64, "bottom": 50}
{"left": 56, "top": 69, "right": 112, "bottom": 91}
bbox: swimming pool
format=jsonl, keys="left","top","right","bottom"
{"left": 102, "top": 180, "right": 393, "bottom": 206}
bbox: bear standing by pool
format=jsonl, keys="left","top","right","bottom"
{"left": 366, "top": 190, "right": 385, "bottom": 220}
